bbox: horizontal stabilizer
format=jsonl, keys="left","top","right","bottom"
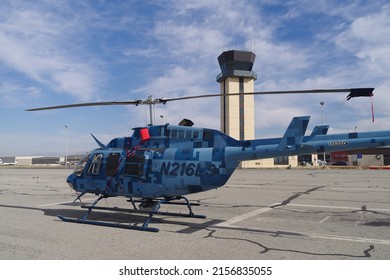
{"left": 310, "top": 125, "right": 329, "bottom": 136}
{"left": 278, "top": 116, "right": 310, "bottom": 151}
{"left": 91, "top": 133, "right": 106, "bottom": 148}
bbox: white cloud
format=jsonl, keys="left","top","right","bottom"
{"left": 135, "top": 65, "right": 211, "bottom": 95}
{"left": 155, "top": 22, "right": 226, "bottom": 58}
{"left": 52, "top": 70, "right": 96, "bottom": 101}
{"left": 0, "top": 82, "right": 42, "bottom": 106}
{"left": 123, "top": 47, "right": 160, "bottom": 58}
{"left": 0, "top": 1, "right": 102, "bottom": 102}
{"left": 334, "top": 5, "right": 390, "bottom": 72}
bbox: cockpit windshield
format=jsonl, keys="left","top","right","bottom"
{"left": 73, "top": 153, "right": 90, "bottom": 177}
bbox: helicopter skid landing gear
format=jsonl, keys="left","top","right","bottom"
{"left": 57, "top": 195, "right": 205, "bottom": 232}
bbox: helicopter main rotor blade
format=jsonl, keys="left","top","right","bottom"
{"left": 26, "top": 100, "right": 142, "bottom": 111}
{"left": 159, "top": 88, "right": 374, "bottom": 103}
{"left": 26, "top": 88, "right": 374, "bottom": 111}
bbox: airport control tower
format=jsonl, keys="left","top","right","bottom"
{"left": 216, "top": 50, "right": 298, "bottom": 168}
{"left": 217, "top": 50, "right": 257, "bottom": 141}
{"left": 217, "top": 50, "right": 258, "bottom": 168}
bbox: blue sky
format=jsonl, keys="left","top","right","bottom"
{"left": 1, "top": 0, "right": 389, "bottom": 156}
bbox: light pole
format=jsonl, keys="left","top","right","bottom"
{"left": 320, "top": 101, "right": 325, "bottom": 124}
{"left": 65, "top": 125, "right": 69, "bottom": 167}
{"left": 320, "top": 102, "right": 325, "bottom": 165}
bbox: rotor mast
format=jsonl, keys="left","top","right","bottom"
{"left": 140, "top": 95, "right": 167, "bottom": 125}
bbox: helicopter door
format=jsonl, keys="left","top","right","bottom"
{"left": 105, "top": 152, "right": 121, "bottom": 192}
{"left": 105, "top": 153, "right": 121, "bottom": 177}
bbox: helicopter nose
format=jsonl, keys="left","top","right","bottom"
{"left": 66, "top": 174, "right": 76, "bottom": 190}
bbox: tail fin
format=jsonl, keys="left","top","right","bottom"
{"left": 278, "top": 116, "right": 309, "bottom": 151}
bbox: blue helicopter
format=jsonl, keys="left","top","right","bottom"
{"left": 27, "top": 88, "right": 390, "bottom": 232}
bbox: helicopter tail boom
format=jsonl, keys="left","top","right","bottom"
{"left": 226, "top": 116, "right": 390, "bottom": 163}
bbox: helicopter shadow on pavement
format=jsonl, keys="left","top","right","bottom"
{"left": 0, "top": 202, "right": 224, "bottom": 233}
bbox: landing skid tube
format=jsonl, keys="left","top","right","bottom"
{"left": 57, "top": 195, "right": 206, "bottom": 232}
{"left": 57, "top": 215, "right": 160, "bottom": 232}
{"left": 79, "top": 205, "right": 206, "bottom": 219}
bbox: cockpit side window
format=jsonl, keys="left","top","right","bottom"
{"left": 74, "top": 153, "right": 90, "bottom": 177}
{"left": 87, "top": 153, "right": 103, "bottom": 175}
